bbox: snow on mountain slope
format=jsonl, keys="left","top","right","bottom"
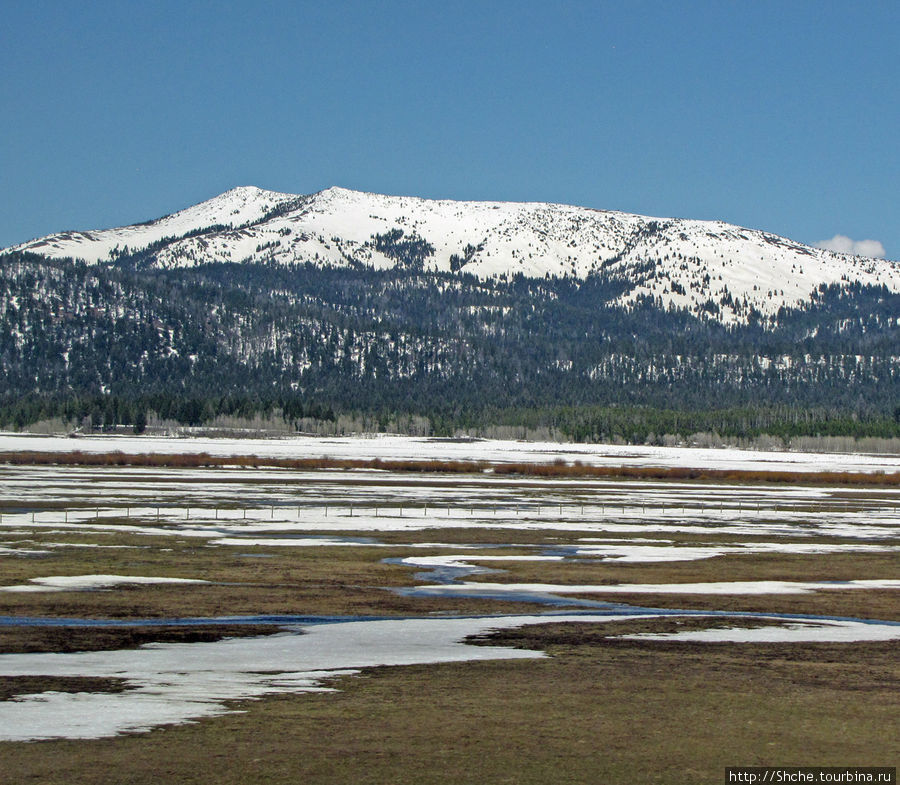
{"left": 5, "top": 186, "right": 898, "bottom": 323}
{"left": 7, "top": 186, "right": 300, "bottom": 263}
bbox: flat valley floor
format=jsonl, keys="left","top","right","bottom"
{"left": 0, "top": 437, "right": 897, "bottom": 784}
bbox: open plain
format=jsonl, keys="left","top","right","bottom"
{"left": 0, "top": 435, "right": 897, "bottom": 783}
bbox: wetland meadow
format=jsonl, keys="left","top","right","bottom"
{"left": 0, "top": 434, "right": 897, "bottom": 784}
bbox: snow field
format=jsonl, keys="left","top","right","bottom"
{"left": 2, "top": 612, "right": 899, "bottom": 741}
{"left": 1, "top": 432, "right": 898, "bottom": 473}
{"left": 7, "top": 185, "right": 899, "bottom": 322}
{"left": 0, "top": 575, "right": 209, "bottom": 593}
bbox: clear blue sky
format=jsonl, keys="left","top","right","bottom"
{"left": 2, "top": 0, "right": 898, "bottom": 257}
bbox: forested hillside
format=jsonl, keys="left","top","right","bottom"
{"left": 1, "top": 250, "right": 898, "bottom": 441}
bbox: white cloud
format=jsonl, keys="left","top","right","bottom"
{"left": 814, "top": 234, "right": 886, "bottom": 258}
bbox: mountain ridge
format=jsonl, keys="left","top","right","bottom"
{"left": 4, "top": 186, "right": 898, "bottom": 325}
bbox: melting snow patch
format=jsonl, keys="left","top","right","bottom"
{"left": 0, "top": 545, "right": 50, "bottom": 557}
{"left": 412, "top": 579, "right": 900, "bottom": 597}
{"left": 0, "top": 575, "right": 209, "bottom": 593}
{"left": 398, "top": 555, "right": 564, "bottom": 569}
{"left": 1, "top": 432, "right": 898, "bottom": 474}
{"left": 1, "top": 610, "right": 899, "bottom": 741}
{"left": 0, "top": 614, "right": 647, "bottom": 741}
{"left": 569, "top": 542, "right": 899, "bottom": 563}
{"left": 621, "top": 619, "right": 900, "bottom": 643}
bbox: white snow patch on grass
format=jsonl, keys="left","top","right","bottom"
{"left": 0, "top": 614, "right": 651, "bottom": 741}
{"left": 621, "top": 619, "right": 900, "bottom": 643}
{"left": 569, "top": 542, "right": 899, "bottom": 562}
{"left": 1, "top": 433, "right": 897, "bottom": 474}
{"left": 0, "top": 545, "right": 50, "bottom": 556}
{"left": 0, "top": 575, "right": 209, "bottom": 593}
{"left": 416, "top": 579, "right": 900, "bottom": 597}
{"left": 399, "top": 555, "right": 563, "bottom": 568}
{"left": 3, "top": 610, "right": 898, "bottom": 741}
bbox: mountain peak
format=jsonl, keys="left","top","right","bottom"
{"left": 216, "top": 185, "right": 297, "bottom": 201}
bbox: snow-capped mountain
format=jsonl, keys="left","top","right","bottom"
{"left": 8, "top": 186, "right": 300, "bottom": 262}
{"left": 6, "top": 186, "right": 898, "bottom": 324}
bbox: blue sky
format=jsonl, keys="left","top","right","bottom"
{"left": 2, "top": 0, "right": 898, "bottom": 257}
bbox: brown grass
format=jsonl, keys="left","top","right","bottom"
{"left": 0, "top": 625, "right": 280, "bottom": 656}
{"left": 462, "top": 550, "right": 900, "bottom": 620}
{"left": 0, "top": 677, "right": 129, "bottom": 702}
{"left": 473, "top": 550, "right": 900, "bottom": 586}
{"left": 1, "top": 625, "right": 896, "bottom": 784}
{"left": 0, "top": 537, "right": 542, "bottom": 630}
{"left": 1, "top": 449, "right": 898, "bottom": 486}
{"left": 1, "top": 459, "right": 895, "bottom": 782}
{"left": 3, "top": 537, "right": 897, "bottom": 640}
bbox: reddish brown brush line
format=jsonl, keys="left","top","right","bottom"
{"left": 0, "top": 449, "right": 898, "bottom": 486}
{"left": 0, "top": 451, "right": 489, "bottom": 474}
